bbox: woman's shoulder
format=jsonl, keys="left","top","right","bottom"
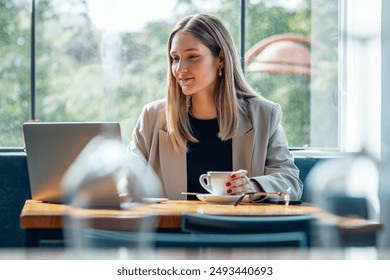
{"left": 140, "top": 99, "right": 167, "bottom": 118}
{"left": 239, "top": 95, "right": 283, "bottom": 129}
{"left": 138, "top": 99, "right": 167, "bottom": 125}
{"left": 244, "top": 95, "right": 281, "bottom": 113}
{"left": 143, "top": 99, "right": 167, "bottom": 111}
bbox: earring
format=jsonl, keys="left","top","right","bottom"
{"left": 218, "top": 67, "right": 222, "bottom": 77}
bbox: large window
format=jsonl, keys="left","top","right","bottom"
{"left": 245, "top": 0, "right": 338, "bottom": 149}
{"left": 0, "top": 0, "right": 381, "bottom": 153}
{"left": 0, "top": 0, "right": 31, "bottom": 147}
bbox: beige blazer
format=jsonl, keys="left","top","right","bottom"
{"left": 128, "top": 97, "right": 303, "bottom": 200}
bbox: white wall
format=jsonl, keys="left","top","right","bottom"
{"left": 379, "top": 0, "right": 390, "bottom": 248}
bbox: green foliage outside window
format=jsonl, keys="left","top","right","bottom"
{"left": 0, "top": 0, "right": 337, "bottom": 148}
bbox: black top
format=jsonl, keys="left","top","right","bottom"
{"left": 186, "top": 114, "right": 233, "bottom": 200}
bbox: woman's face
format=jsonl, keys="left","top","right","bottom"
{"left": 170, "top": 31, "right": 220, "bottom": 97}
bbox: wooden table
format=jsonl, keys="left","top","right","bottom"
{"left": 20, "top": 199, "right": 382, "bottom": 247}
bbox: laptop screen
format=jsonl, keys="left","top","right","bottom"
{"left": 23, "top": 122, "right": 121, "bottom": 203}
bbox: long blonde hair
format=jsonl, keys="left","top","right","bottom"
{"left": 166, "top": 13, "right": 258, "bottom": 152}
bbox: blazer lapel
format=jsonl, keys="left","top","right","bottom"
{"left": 157, "top": 106, "right": 253, "bottom": 198}
{"left": 158, "top": 129, "right": 187, "bottom": 199}
{"left": 233, "top": 108, "right": 254, "bottom": 176}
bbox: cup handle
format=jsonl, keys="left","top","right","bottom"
{"left": 199, "top": 174, "right": 212, "bottom": 193}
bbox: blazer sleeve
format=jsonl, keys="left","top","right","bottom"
{"left": 251, "top": 104, "right": 303, "bottom": 200}
{"left": 127, "top": 104, "right": 166, "bottom": 197}
{"left": 128, "top": 105, "right": 150, "bottom": 160}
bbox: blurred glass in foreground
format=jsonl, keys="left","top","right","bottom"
{"left": 61, "top": 133, "right": 162, "bottom": 250}
{"left": 306, "top": 150, "right": 381, "bottom": 248}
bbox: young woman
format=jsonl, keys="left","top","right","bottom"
{"left": 128, "top": 13, "right": 303, "bottom": 201}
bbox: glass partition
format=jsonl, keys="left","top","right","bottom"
{"left": 0, "top": 0, "right": 381, "bottom": 153}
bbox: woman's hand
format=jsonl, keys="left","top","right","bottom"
{"left": 225, "top": 169, "right": 257, "bottom": 195}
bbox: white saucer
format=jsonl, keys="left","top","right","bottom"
{"left": 142, "top": 197, "right": 168, "bottom": 203}
{"left": 196, "top": 194, "right": 242, "bottom": 204}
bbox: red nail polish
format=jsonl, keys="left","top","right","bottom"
{"left": 226, "top": 182, "right": 231, "bottom": 187}
{"left": 230, "top": 174, "right": 236, "bottom": 178}
{"left": 227, "top": 189, "right": 232, "bottom": 194}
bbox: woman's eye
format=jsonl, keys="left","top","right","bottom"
{"left": 171, "top": 57, "right": 179, "bottom": 62}
{"left": 188, "top": 55, "right": 199, "bottom": 59}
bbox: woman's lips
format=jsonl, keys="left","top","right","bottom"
{"left": 180, "top": 77, "right": 194, "bottom": 85}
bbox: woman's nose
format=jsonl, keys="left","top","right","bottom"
{"left": 175, "top": 59, "right": 188, "bottom": 73}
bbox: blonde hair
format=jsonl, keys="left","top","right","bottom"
{"left": 166, "top": 13, "right": 258, "bottom": 152}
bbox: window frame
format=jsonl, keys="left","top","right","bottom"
{"left": 0, "top": 0, "right": 385, "bottom": 157}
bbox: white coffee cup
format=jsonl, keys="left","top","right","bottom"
{"left": 199, "top": 171, "right": 232, "bottom": 195}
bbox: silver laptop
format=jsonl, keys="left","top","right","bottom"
{"left": 23, "top": 122, "right": 122, "bottom": 204}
